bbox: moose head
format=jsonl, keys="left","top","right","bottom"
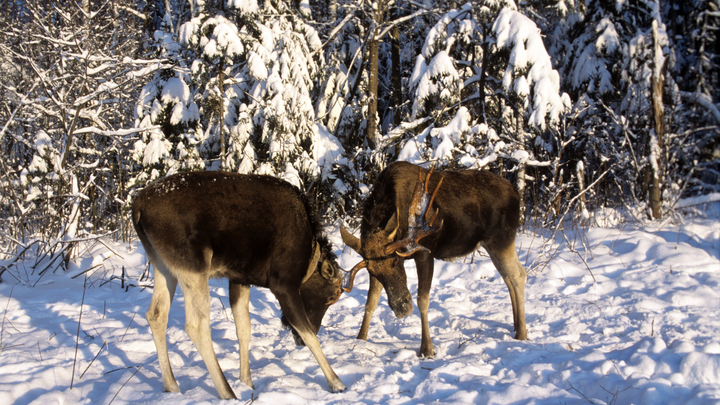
{"left": 339, "top": 168, "right": 443, "bottom": 318}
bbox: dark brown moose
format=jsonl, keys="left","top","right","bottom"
{"left": 340, "top": 161, "right": 528, "bottom": 358}
{"left": 132, "top": 171, "right": 364, "bottom": 399}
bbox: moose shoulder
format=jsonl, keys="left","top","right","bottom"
{"left": 132, "top": 171, "right": 361, "bottom": 399}
{"left": 341, "top": 161, "right": 527, "bottom": 358}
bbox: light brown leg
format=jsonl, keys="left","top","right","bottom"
{"left": 229, "top": 282, "right": 254, "bottom": 389}
{"left": 273, "top": 287, "right": 346, "bottom": 393}
{"left": 415, "top": 252, "right": 435, "bottom": 358}
{"left": 146, "top": 263, "right": 180, "bottom": 393}
{"left": 357, "top": 275, "right": 382, "bottom": 340}
{"left": 485, "top": 243, "right": 528, "bottom": 340}
{"left": 180, "top": 273, "right": 236, "bottom": 399}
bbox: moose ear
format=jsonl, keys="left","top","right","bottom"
{"left": 319, "top": 260, "right": 336, "bottom": 280}
{"left": 340, "top": 226, "right": 362, "bottom": 253}
{"left": 384, "top": 209, "right": 400, "bottom": 241}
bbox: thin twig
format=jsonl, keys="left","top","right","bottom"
{"left": 599, "top": 383, "right": 633, "bottom": 405}
{"left": 120, "top": 312, "right": 136, "bottom": 342}
{"left": 104, "top": 366, "right": 136, "bottom": 375}
{"left": 71, "top": 274, "right": 87, "bottom": 389}
{"left": 80, "top": 340, "right": 107, "bottom": 379}
{"left": 33, "top": 248, "right": 66, "bottom": 287}
{"left": 532, "top": 236, "right": 564, "bottom": 275}
{"left": 107, "top": 364, "right": 143, "bottom": 405}
{"left": 458, "top": 329, "right": 482, "bottom": 349}
{"left": 1, "top": 285, "right": 15, "bottom": 350}
{"left": 567, "top": 380, "right": 596, "bottom": 404}
{"left": 524, "top": 232, "right": 537, "bottom": 269}
{"left": 549, "top": 165, "right": 615, "bottom": 243}
{"left": 71, "top": 263, "right": 103, "bottom": 279}
{"left": 243, "top": 392, "right": 256, "bottom": 405}
{"left": 95, "top": 238, "right": 124, "bottom": 260}
{"left": 562, "top": 229, "right": 596, "bottom": 283}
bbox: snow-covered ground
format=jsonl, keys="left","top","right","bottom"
{"left": 1, "top": 203, "right": 718, "bottom": 404}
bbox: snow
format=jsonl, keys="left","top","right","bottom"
{"left": 431, "top": 107, "right": 470, "bottom": 162}
{"left": 1, "top": 202, "right": 718, "bottom": 404}
{"left": 411, "top": 50, "right": 461, "bottom": 120}
{"left": 247, "top": 51, "right": 269, "bottom": 81}
{"left": 142, "top": 131, "right": 171, "bottom": 165}
{"left": 315, "top": 124, "right": 344, "bottom": 180}
{"left": 227, "top": 0, "right": 259, "bottom": 14}
{"left": 160, "top": 77, "right": 190, "bottom": 106}
{"left": 178, "top": 19, "right": 200, "bottom": 46}
{"left": 596, "top": 18, "right": 621, "bottom": 55}
{"left": 569, "top": 17, "right": 619, "bottom": 95}
{"left": 492, "top": 8, "right": 571, "bottom": 129}
{"left": 202, "top": 17, "right": 244, "bottom": 59}
{"left": 27, "top": 131, "right": 54, "bottom": 174}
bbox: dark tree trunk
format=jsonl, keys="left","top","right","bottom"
{"left": 390, "top": 5, "right": 402, "bottom": 128}
{"left": 366, "top": 32, "right": 379, "bottom": 149}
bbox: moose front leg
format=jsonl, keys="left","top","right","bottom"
{"left": 357, "top": 275, "right": 382, "bottom": 340}
{"left": 414, "top": 252, "right": 435, "bottom": 358}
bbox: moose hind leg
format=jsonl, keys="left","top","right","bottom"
{"left": 273, "top": 287, "right": 346, "bottom": 393}
{"left": 229, "top": 282, "right": 254, "bottom": 389}
{"left": 485, "top": 243, "right": 528, "bottom": 340}
{"left": 146, "top": 262, "right": 180, "bottom": 393}
{"left": 357, "top": 275, "right": 382, "bottom": 340}
{"left": 180, "top": 272, "right": 236, "bottom": 399}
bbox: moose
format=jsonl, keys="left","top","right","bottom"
{"left": 132, "top": 171, "right": 364, "bottom": 399}
{"left": 341, "top": 161, "right": 528, "bottom": 358}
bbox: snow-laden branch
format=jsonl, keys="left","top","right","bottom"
{"left": 376, "top": 8, "right": 435, "bottom": 40}
{"left": 74, "top": 82, "right": 119, "bottom": 106}
{"left": 0, "top": 81, "right": 41, "bottom": 143}
{"left": 674, "top": 192, "right": 720, "bottom": 208}
{"left": 310, "top": 13, "right": 355, "bottom": 57}
{"left": 680, "top": 91, "right": 720, "bottom": 124}
{"left": 375, "top": 116, "right": 434, "bottom": 151}
{"left": 73, "top": 126, "right": 162, "bottom": 138}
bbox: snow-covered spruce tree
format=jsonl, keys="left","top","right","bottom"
{"left": 130, "top": 11, "right": 204, "bottom": 188}
{"left": 388, "top": 1, "right": 570, "bottom": 223}
{"left": 131, "top": 0, "right": 360, "bottom": 220}
{"left": 133, "top": 0, "right": 329, "bottom": 189}
{"left": 312, "top": 5, "right": 373, "bottom": 221}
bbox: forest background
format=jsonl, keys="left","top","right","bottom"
{"left": 1, "top": 0, "right": 718, "bottom": 268}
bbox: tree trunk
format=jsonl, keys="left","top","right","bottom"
{"left": 366, "top": 31, "right": 379, "bottom": 149}
{"left": 517, "top": 164, "right": 526, "bottom": 227}
{"left": 649, "top": 20, "right": 666, "bottom": 220}
{"left": 477, "top": 39, "right": 489, "bottom": 123}
{"left": 219, "top": 59, "right": 226, "bottom": 170}
{"left": 390, "top": 5, "right": 402, "bottom": 128}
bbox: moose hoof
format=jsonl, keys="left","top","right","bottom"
{"left": 328, "top": 381, "right": 347, "bottom": 393}
{"left": 240, "top": 377, "right": 254, "bottom": 390}
{"left": 418, "top": 346, "right": 435, "bottom": 359}
{"left": 163, "top": 381, "right": 181, "bottom": 394}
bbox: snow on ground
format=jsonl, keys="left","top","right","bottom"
{"left": 0, "top": 203, "right": 718, "bottom": 404}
